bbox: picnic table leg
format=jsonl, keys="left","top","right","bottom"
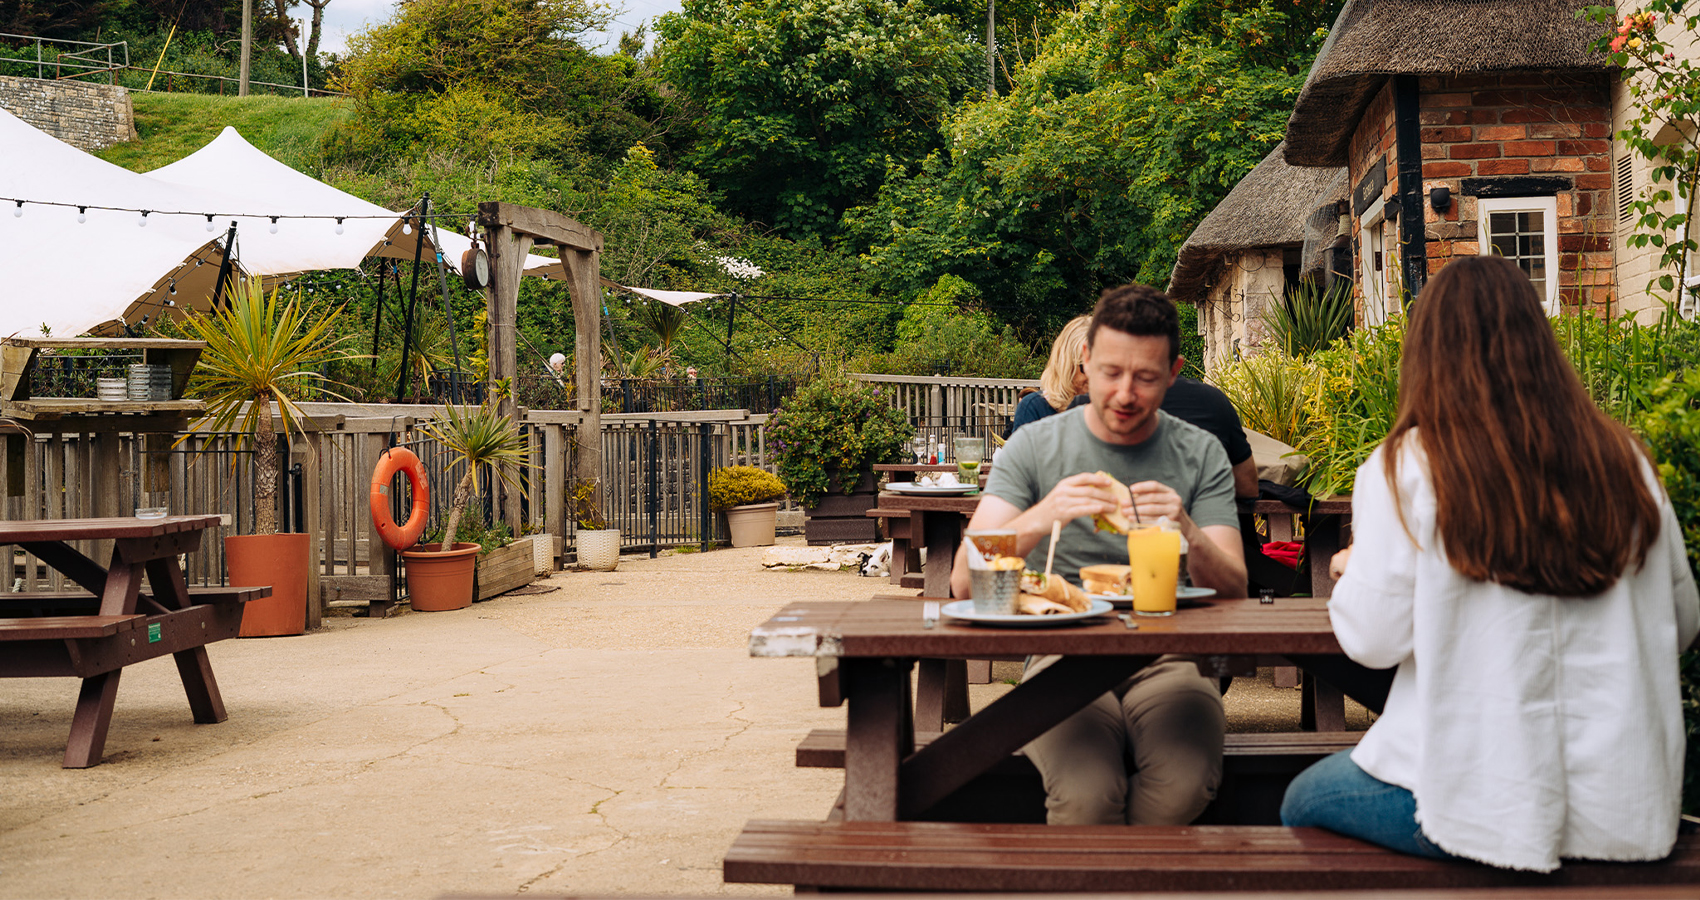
{"left": 1287, "top": 654, "right": 1395, "bottom": 716}
{"left": 142, "top": 557, "right": 229, "bottom": 724}
{"left": 914, "top": 660, "right": 971, "bottom": 731}
{"left": 63, "top": 670, "right": 121, "bottom": 768}
{"left": 1301, "top": 676, "right": 1347, "bottom": 732}
{"left": 916, "top": 510, "right": 960, "bottom": 599}
{"left": 1306, "top": 513, "right": 1343, "bottom": 599}
{"left": 843, "top": 657, "right": 914, "bottom": 822}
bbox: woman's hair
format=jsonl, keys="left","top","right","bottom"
{"left": 1039, "top": 316, "right": 1092, "bottom": 411}
{"left": 1385, "top": 255, "right": 1660, "bottom": 597}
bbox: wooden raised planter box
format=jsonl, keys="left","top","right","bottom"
{"left": 803, "top": 471, "right": 879, "bottom": 545}
{"left": 475, "top": 539, "right": 537, "bottom": 601}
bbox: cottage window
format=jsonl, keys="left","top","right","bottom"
{"left": 1476, "top": 196, "right": 1560, "bottom": 314}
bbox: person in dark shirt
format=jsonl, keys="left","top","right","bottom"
{"left": 1067, "top": 376, "right": 1256, "bottom": 497}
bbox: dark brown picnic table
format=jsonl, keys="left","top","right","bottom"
{"left": 0, "top": 515, "right": 268, "bottom": 767}
{"left": 748, "top": 597, "right": 1390, "bottom": 823}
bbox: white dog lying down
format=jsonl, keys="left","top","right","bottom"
{"left": 858, "top": 543, "right": 926, "bottom": 577}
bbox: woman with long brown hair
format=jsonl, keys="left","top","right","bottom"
{"left": 1280, "top": 256, "right": 1698, "bottom": 871}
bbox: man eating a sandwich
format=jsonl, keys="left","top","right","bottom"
{"left": 950, "top": 283, "right": 1247, "bottom": 827}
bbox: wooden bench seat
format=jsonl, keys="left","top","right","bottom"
{"left": 723, "top": 820, "right": 1700, "bottom": 892}
{"left": 0, "top": 587, "right": 270, "bottom": 616}
{"left": 795, "top": 728, "right": 1360, "bottom": 770}
{"left": 0, "top": 614, "right": 144, "bottom": 640}
{"left": 796, "top": 728, "right": 1361, "bottom": 825}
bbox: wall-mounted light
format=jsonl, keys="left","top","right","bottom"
{"left": 1430, "top": 186, "right": 1452, "bottom": 212}
{"left": 1382, "top": 199, "right": 1400, "bottom": 222}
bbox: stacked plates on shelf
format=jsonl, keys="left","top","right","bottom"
{"left": 128, "top": 364, "right": 173, "bottom": 401}
{"left": 96, "top": 377, "right": 127, "bottom": 402}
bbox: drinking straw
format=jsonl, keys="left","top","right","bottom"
{"left": 1044, "top": 520, "right": 1060, "bottom": 584}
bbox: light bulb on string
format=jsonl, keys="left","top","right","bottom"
{"left": 335, "top": 217, "right": 344, "bottom": 235}
{"left": 12, "top": 200, "right": 21, "bottom": 218}
{"left": 77, "top": 207, "right": 86, "bottom": 224}
{"left": 269, "top": 217, "right": 279, "bottom": 234}
{"left": 138, "top": 211, "right": 149, "bottom": 228}
{"left": 402, "top": 218, "right": 412, "bottom": 235}
{"left": 205, "top": 214, "right": 215, "bottom": 232}
{"left": 168, "top": 281, "right": 177, "bottom": 296}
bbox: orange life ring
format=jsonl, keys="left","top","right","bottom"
{"left": 370, "top": 447, "right": 430, "bottom": 551}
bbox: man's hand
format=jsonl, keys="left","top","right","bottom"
{"left": 1127, "top": 480, "right": 1184, "bottom": 525}
{"left": 1029, "top": 471, "right": 1123, "bottom": 530}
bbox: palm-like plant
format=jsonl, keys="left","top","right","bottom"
{"left": 419, "top": 403, "right": 533, "bottom": 552}
{"left": 1261, "top": 277, "right": 1354, "bottom": 358}
{"left": 178, "top": 278, "right": 349, "bottom": 535}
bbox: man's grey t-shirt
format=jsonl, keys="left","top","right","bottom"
{"left": 984, "top": 407, "right": 1238, "bottom": 584}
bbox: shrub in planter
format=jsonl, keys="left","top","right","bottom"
{"left": 766, "top": 372, "right": 913, "bottom": 507}
{"left": 708, "top": 466, "right": 787, "bottom": 511}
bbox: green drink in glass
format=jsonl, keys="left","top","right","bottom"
{"left": 954, "top": 437, "right": 985, "bottom": 486}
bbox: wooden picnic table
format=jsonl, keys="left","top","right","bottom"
{"left": 0, "top": 515, "right": 267, "bottom": 767}
{"left": 749, "top": 597, "right": 1390, "bottom": 823}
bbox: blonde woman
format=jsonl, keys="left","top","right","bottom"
{"left": 1006, "top": 316, "right": 1091, "bottom": 437}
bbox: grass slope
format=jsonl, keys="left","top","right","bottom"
{"left": 95, "top": 92, "right": 352, "bottom": 173}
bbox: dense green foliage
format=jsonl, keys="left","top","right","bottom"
{"left": 655, "top": 0, "right": 978, "bottom": 236}
{"left": 844, "top": 0, "right": 1343, "bottom": 329}
{"left": 766, "top": 372, "right": 914, "bottom": 506}
{"left": 332, "top": 0, "right": 681, "bottom": 165}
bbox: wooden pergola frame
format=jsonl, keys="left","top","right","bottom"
{"left": 475, "top": 202, "right": 605, "bottom": 531}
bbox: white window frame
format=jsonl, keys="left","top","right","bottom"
{"left": 1357, "top": 206, "right": 1396, "bottom": 326}
{"left": 1476, "top": 195, "right": 1560, "bottom": 315}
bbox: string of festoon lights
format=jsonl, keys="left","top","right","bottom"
{"left": 1, "top": 196, "right": 478, "bottom": 234}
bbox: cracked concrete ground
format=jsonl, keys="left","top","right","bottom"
{"left": 0, "top": 537, "right": 1349, "bottom": 899}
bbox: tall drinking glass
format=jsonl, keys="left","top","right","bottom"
{"left": 954, "top": 437, "right": 985, "bottom": 486}
{"left": 1126, "top": 524, "right": 1181, "bottom": 616}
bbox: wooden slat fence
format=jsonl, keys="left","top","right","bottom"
{"left": 849, "top": 373, "right": 1039, "bottom": 448}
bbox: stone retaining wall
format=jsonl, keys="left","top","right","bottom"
{"left": 0, "top": 76, "right": 136, "bottom": 151}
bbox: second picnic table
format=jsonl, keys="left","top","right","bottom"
{"left": 0, "top": 515, "right": 268, "bottom": 767}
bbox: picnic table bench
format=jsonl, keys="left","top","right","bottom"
{"left": 725, "top": 821, "right": 1700, "bottom": 892}
{"left": 0, "top": 516, "right": 268, "bottom": 767}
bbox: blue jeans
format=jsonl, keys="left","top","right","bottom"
{"left": 1280, "top": 749, "right": 1454, "bottom": 859}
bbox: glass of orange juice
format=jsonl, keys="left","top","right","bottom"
{"left": 1127, "top": 523, "right": 1181, "bottom": 616}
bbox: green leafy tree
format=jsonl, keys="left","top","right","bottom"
{"left": 845, "top": 0, "right": 1342, "bottom": 329}
{"left": 654, "top": 0, "right": 979, "bottom": 236}
{"left": 333, "top": 0, "right": 680, "bottom": 164}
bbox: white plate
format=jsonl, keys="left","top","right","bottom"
{"left": 941, "top": 598, "right": 1114, "bottom": 627}
{"left": 1089, "top": 586, "right": 1217, "bottom": 609}
{"left": 885, "top": 482, "right": 978, "bottom": 495}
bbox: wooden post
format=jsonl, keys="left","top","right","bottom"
{"left": 483, "top": 225, "right": 532, "bottom": 534}
{"left": 363, "top": 431, "right": 397, "bottom": 617}
{"left": 300, "top": 431, "right": 323, "bottom": 629}
{"left": 565, "top": 247, "right": 603, "bottom": 519}
{"left": 543, "top": 423, "right": 565, "bottom": 555}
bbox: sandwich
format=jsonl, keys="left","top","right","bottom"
{"left": 1019, "top": 570, "right": 1091, "bottom": 614}
{"left": 1080, "top": 563, "right": 1131, "bottom": 596}
{"left": 1091, "top": 471, "right": 1134, "bottom": 533}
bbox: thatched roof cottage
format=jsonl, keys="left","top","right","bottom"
{"left": 1167, "top": 144, "right": 1346, "bottom": 372}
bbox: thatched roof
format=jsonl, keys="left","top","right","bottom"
{"left": 1167, "top": 143, "right": 1346, "bottom": 303}
{"left": 1284, "top": 0, "right": 1615, "bottom": 167}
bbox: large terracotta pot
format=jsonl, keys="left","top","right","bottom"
{"left": 227, "top": 532, "right": 310, "bottom": 637}
{"left": 401, "top": 542, "right": 481, "bottom": 611}
{"left": 726, "top": 502, "right": 779, "bottom": 548}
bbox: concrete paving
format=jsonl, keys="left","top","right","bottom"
{"left": 0, "top": 538, "right": 1355, "bottom": 899}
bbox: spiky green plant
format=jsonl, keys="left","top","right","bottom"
{"left": 1261, "top": 277, "right": 1355, "bottom": 358}
{"left": 178, "top": 277, "right": 350, "bottom": 534}
{"left": 419, "top": 403, "right": 534, "bottom": 552}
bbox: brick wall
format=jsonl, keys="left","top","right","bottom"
{"left": 1416, "top": 72, "right": 1615, "bottom": 310}
{"left": 1346, "top": 82, "right": 1398, "bottom": 324}
{"left": 0, "top": 76, "right": 136, "bottom": 151}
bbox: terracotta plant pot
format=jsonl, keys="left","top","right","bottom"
{"left": 575, "top": 528, "right": 621, "bottom": 571}
{"left": 402, "top": 542, "right": 481, "bottom": 611}
{"left": 726, "top": 502, "right": 779, "bottom": 548}
{"left": 227, "top": 532, "right": 310, "bottom": 637}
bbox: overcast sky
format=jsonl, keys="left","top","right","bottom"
{"left": 317, "top": 0, "right": 680, "bottom": 56}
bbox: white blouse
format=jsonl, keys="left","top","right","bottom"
{"left": 1331, "top": 439, "right": 1699, "bottom": 872}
